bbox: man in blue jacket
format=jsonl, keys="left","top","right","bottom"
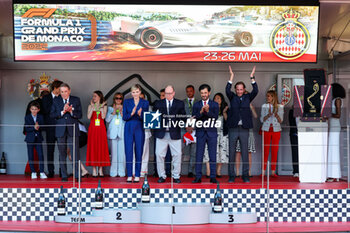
{"left": 226, "top": 66, "right": 258, "bottom": 183}
{"left": 192, "top": 84, "right": 219, "bottom": 184}
{"left": 50, "top": 83, "right": 82, "bottom": 182}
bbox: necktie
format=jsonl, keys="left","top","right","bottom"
{"left": 204, "top": 101, "right": 207, "bottom": 106}
{"left": 64, "top": 99, "right": 67, "bottom": 104}
{"left": 189, "top": 99, "right": 193, "bottom": 114}
{"left": 168, "top": 100, "right": 171, "bottom": 114}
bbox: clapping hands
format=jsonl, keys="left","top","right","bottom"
{"left": 131, "top": 106, "right": 137, "bottom": 116}
{"left": 131, "top": 106, "right": 142, "bottom": 116}
{"left": 200, "top": 104, "right": 209, "bottom": 114}
{"left": 63, "top": 102, "right": 72, "bottom": 113}
{"left": 137, "top": 107, "right": 142, "bottom": 116}
{"left": 229, "top": 65, "right": 256, "bottom": 80}
{"left": 34, "top": 122, "right": 39, "bottom": 130}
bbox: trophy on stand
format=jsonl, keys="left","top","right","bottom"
{"left": 293, "top": 69, "right": 331, "bottom": 183}
{"left": 294, "top": 69, "right": 332, "bottom": 121}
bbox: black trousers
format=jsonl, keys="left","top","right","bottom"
{"left": 45, "top": 128, "right": 56, "bottom": 174}
{"left": 290, "top": 135, "right": 299, "bottom": 174}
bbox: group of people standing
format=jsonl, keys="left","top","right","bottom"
{"left": 24, "top": 66, "right": 346, "bottom": 184}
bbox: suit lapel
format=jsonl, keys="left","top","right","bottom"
{"left": 162, "top": 99, "right": 167, "bottom": 114}
{"left": 57, "top": 96, "right": 64, "bottom": 110}
{"left": 28, "top": 115, "right": 35, "bottom": 124}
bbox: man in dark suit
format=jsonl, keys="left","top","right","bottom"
{"left": 41, "top": 80, "right": 63, "bottom": 177}
{"left": 153, "top": 85, "right": 186, "bottom": 183}
{"left": 151, "top": 88, "right": 172, "bottom": 178}
{"left": 192, "top": 84, "right": 219, "bottom": 184}
{"left": 183, "top": 84, "right": 197, "bottom": 178}
{"left": 50, "top": 83, "right": 82, "bottom": 182}
{"left": 226, "top": 66, "right": 258, "bottom": 183}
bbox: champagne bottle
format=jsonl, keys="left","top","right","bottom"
{"left": 95, "top": 179, "right": 104, "bottom": 209}
{"left": 141, "top": 174, "right": 150, "bottom": 203}
{"left": 213, "top": 182, "right": 223, "bottom": 213}
{"left": 0, "top": 152, "right": 6, "bottom": 174}
{"left": 57, "top": 185, "right": 66, "bottom": 216}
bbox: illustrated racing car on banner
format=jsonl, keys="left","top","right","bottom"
{"left": 111, "top": 17, "right": 254, "bottom": 49}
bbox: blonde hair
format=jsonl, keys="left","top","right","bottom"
{"left": 131, "top": 84, "right": 142, "bottom": 92}
{"left": 266, "top": 90, "right": 279, "bottom": 113}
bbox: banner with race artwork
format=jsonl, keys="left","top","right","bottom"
{"left": 14, "top": 4, "right": 319, "bottom": 62}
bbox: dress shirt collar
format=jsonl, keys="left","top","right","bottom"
{"left": 166, "top": 99, "right": 173, "bottom": 106}
{"left": 63, "top": 97, "right": 70, "bottom": 104}
{"left": 202, "top": 99, "right": 209, "bottom": 106}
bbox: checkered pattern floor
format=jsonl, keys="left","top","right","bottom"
{"left": 0, "top": 188, "right": 349, "bottom": 222}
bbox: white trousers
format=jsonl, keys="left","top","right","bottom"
{"left": 109, "top": 138, "right": 125, "bottom": 177}
{"left": 156, "top": 133, "right": 182, "bottom": 179}
{"left": 141, "top": 137, "right": 150, "bottom": 175}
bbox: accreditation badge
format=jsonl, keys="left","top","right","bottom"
{"left": 115, "top": 118, "right": 120, "bottom": 125}
{"left": 95, "top": 119, "right": 100, "bottom": 126}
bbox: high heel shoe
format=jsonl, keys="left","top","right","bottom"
{"left": 271, "top": 173, "right": 278, "bottom": 178}
{"left": 81, "top": 172, "right": 90, "bottom": 178}
{"left": 98, "top": 169, "right": 104, "bottom": 178}
{"left": 327, "top": 178, "right": 339, "bottom": 182}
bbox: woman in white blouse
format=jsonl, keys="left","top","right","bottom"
{"left": 260, "top": 90, "right": 284, "bottom": 177}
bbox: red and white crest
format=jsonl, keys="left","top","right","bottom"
{"left": 270, "top": 9, "right": 310, "bottom": 60}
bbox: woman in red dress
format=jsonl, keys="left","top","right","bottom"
{"left": 86, "top": 90, "right": 110, "bottom": 177}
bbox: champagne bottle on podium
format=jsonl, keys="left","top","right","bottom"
{"left": 141, "top": 174, "right": 150, "bottom": 203}
{"left": 213, "top": 182, "right": 223, "bottom": 213}
{"left": 95, "top": 179, "right": 104, "bottom": 209}
{"left": 57, "top": 186, "right": 66, "bottom": 216}
{"left": 0, "top": 152, "right": 6, "bottom": 174}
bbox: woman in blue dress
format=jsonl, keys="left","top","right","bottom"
{"left": 123, "top": 84, "right": 149, "bottom": 183}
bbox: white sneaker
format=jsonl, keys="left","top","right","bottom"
{"left": 31, "top": 172, "right": 37, "bottom": 179}
{"left": 293, "top": 173, "right": 299, "bottom": 178}
{"left": 40, "top": 172, "right": 47, "bottom": 179}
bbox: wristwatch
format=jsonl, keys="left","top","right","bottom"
{"left": 250, "top": 76, "right": 255, "bottom": 79}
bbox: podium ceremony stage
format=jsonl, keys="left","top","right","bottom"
{"left": 0, "top": 175, "right": 349, "bottom": 232}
